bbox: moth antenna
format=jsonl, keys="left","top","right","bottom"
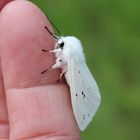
{"left": 45, "top": 26, "right": 59, "bottom": 40}
{"left": 46, "top": 15, "right": 62, "bottom": 36}
{"left": 45, "top": 15, "right": 64, "bottom": 43}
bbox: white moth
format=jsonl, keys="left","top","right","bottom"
{"left": 42, "top": 26, "right": 101, "bottom": 131}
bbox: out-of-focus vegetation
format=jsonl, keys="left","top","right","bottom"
{"left": 31, "top": 0, "right": 140, "bottom": 139}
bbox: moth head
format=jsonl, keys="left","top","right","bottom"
{"left": 44, "top": 26, "right": 64, "bottom": 49}
{"left": 57, "top": 39, "right": 64, "bottom": 49}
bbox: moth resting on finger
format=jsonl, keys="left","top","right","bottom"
{"left": 42, "top": 25, "right": 101, "bottom": 131}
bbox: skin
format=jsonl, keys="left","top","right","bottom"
{"left": 0, "top": 0, "right": 80, "bottom": 139}
{"left": 0, "top": 0, "right": 12, "bottom": 10}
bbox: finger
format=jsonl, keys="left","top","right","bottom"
{"left": 0, "top": 64, "right": 9, "bottom": 139}
{"left": 0, "top": 1, "right": 12, "bottom": 138}
{"left": 0, "top": 1, "right": 80, "bottom": 140}
{"left": 0, "top": 0, "right": 12, "bottom": 10}
{"left": 0, "top": 1, "right": 59, "bottom": 88}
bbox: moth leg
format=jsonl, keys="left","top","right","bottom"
{"left": 41, "top": 61, "right": 61, "bottom": 75}
{"left": 42, "top": 48, "right": 60, "bottom": 53}
{"left": 60, "top": 68, "right": 67, "bottom": 79}
{"left": 42, "top": 49, "right": 49, "bottom": 52}
{"left": 56, "top": 68, "right": 67, "bottom": 82}
{"left": 56, "top": 71, "right": 64, "bottom": 83}
{"left": 41, "top": 67, "right": 53, "bottom": 74}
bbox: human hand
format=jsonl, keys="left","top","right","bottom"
{"left": 0, "top": 0, "right": 80, "bottom": 139}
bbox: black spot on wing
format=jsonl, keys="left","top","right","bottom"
{"left": 83, "top": 94, "right": 85, "bottom": 98}
{"left": 82, "top": 91, "right": 86, "bottom": 99}
{"left": 83, "top": 114, "right": 86, "bottom": 120}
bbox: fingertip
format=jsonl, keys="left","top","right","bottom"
{"left": 0, "top": 0, "right": 60, "bottom": 88}
{"left": 0, "top": 0, "right": 12, "bottom": 11}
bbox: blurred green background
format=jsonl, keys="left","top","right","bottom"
{"left": 31, "top": 0, "right": 140, "bottom": 139}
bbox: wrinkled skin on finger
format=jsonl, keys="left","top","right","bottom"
{"left": 0, "top": 0, "right": 80, "bottom": 139}
{"left": 0, "top": 66, "right": 9, "bottom": 139}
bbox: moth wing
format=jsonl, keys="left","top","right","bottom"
{"left": 67, "top": 57, "right": 101, "bottom": 131}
